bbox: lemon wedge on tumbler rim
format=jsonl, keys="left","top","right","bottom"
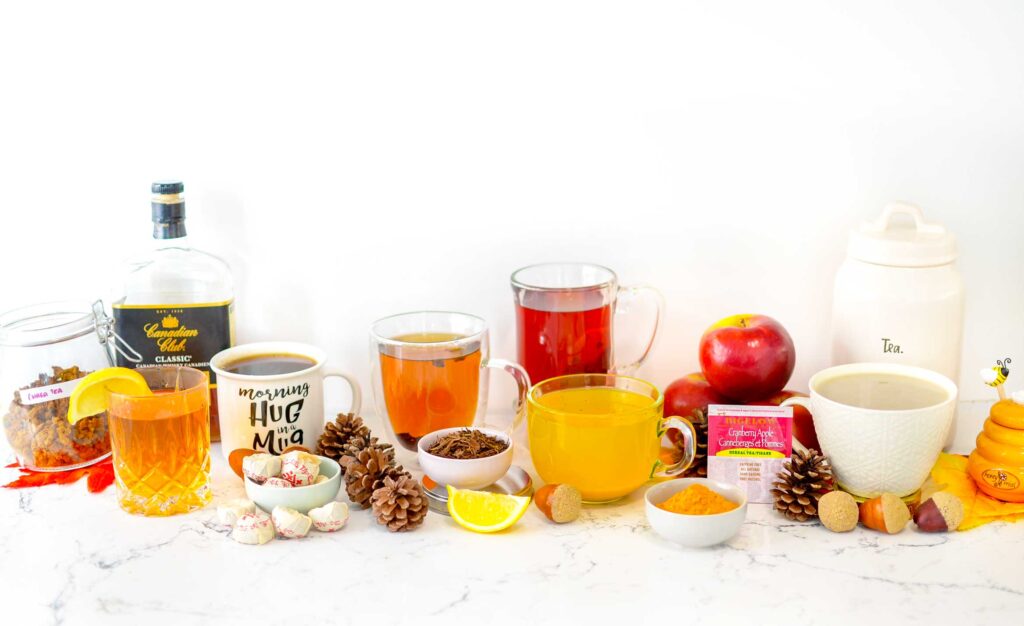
{"left": 447, "top": 486, "right": 531, "bottom": 533}
{"left": 67, "top": 367, "right": 152, "bottom": 424}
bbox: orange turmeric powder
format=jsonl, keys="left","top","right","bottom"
{"left": 658, "top": 484, "right": 738, "bottom": 515}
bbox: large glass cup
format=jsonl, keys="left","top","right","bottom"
{"left": 370, "top": 311, "right": 531, "bottom": 455}
{"left": 108, "top": 366, "right": 211, "bottom": 516}
{"left": 511, "top": 263, "right": 663, "bottom": 384}
{"left": 527, "top": 374, "right": 696, "bottom": 503}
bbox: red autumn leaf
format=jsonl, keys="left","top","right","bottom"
{"left": 2, "top": 467, "right": 88, "bottom": 489}
{"left": 86, "top": 462, "right": 115, "bottom": 493}
{"left": 4, "top": 461, "right": 20, "bottom": 469}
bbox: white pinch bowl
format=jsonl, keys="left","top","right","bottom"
{"left": 644, "top": 478, "right": 748, "bottom": 548}
{"left": 417, "top": 427, "right": 513, "bottom": 490}
{"left": 244, "top": 455, "right": 342, "bottom": 514}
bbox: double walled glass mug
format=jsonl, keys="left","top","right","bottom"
{"left": 370, "top": 311, "right": 531, "bottom": 454}
{"left": 511, "top": 263, "right": 663, "bottom": 384}
{"left": 527, "top": 373, "right": 697, "bottom": 503}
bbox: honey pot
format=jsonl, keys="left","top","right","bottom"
{"left": 967, "top": 397, "right": 1024, "bottom": 503}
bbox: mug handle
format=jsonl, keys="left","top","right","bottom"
{"left": 322, "top": 369, "right": 363, "bottom": 419}
{"left": 779, "top": 396, "right": 811, "bottom": 455}
{"left": 612, "top": 285, "right": 664, "bottom": 375}
{"left": 482, "top": 358, "right": 531, "bottom": 434}
{"left": 651, "top": 416, "right": 697, "bottom": 478}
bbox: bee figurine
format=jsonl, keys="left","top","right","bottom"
{"left": 980, "top": 358, "right": 1011, "bottom": 400}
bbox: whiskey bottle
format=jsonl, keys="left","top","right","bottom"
{"left": 113, "top": 181, "right": 235, "bottom": 441}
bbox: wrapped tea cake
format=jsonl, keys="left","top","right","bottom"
{"left": 309, "top": 501, "right": 349, "bottom": 532}
{"left": 243, "top": 454, "right": 282, "bottom": 484}
{"left": 272, "top": 506, "right": 313, "bottom": 538}
{"left": 280, "top": 450, "right": 320, "bottom": 486}
{"left": 232, "top": 514, "right": 275, "bottom": 545}
{"left": 263, "top": 477, "right": 293, "bottom": 488}
{"left": 217, "top": 498, "right": 257, "bottom": 526}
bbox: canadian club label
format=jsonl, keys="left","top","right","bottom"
{"left": 112, "top": 301, "right": 234, "bottom": 384}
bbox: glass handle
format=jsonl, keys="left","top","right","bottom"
{"left": 483, "top": 358, "right": 531, "bottom": 434}
{"left": 652, "top": 416, "right": 696, "bottom": 478}
{"left": 612, "top": 285, "right": 664, "bottom": 375}
{"left": 323, "top": 370, "right": 363, "bottom": 418}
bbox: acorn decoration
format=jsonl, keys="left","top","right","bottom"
{"left": 771, "top": 448, "right": 834, "bottom": 522}
{"left": 859, "top": 493, "right": 911, "bottom": 534}
{"left": 371, "top": 474, "right": 428, "bottom": 532}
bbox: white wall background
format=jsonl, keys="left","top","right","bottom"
{"left": 2, "top": 1, "right": 1023, "bottom": 451}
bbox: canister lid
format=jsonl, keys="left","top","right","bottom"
{"left": 848, "top": 203, "right": 958, "bottom": 267}
{"left": 0, "top": 301, "right": 99, "bottom": 347}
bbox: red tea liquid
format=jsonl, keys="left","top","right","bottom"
{"left": 515, "top": 303, "right": 612, "bottom": 384}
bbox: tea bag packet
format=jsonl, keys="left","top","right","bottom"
{"left": 309, "top": 501, "right": 349, "bottom": 532}
{"left": 272, "top": 506, "right": 313, "bottom": 538}
{"left": 264, "top": 477, "right": 293, "bottom": 488}
{"left": 217, "top": 498, "right": 257, "bottom": 526}
{"left": 707, "top": 405, "right": 793, "bottom": 504}
{"left": 232, "top": 513, "right": 275, "bottom": 545}
{"left": 280, "top": 451, "right": 320, "bottom": 486}
{"left": 243, "top": 453, "right": 282, "bottom": 484}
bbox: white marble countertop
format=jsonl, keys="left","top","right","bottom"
{"left": 2, "top": 438, "right": 1022, "bottom": 626}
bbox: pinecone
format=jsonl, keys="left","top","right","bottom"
{"left": 316, "top": 412, "right": 371, "bottom": 462}
{"left": 340, "top": 435, "right": 394, "bottom": 460}
{"left": 771, "top": 448, "right": 834, "bottom": 522}
{"left": 341, "top": 446, "right": 402, "bottom": 508}
{"left": 371, "top": 474, "right": 428, "bottom": 532}
{"left": 677, "top": 409, "right": 709, "bottom": 478}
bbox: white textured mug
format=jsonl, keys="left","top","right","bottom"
{"left": 211, "top": 341, "right": 361, "bottom": 459}
{"left": 781, "top": 363, "right": 956, "bottom": 498}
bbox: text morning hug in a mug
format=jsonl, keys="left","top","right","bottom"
{"left": 211, "top": 342, "right": 361, "bottom": 459}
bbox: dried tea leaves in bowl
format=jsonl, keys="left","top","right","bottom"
{"left": 426, "top": 429, "right": 508, "bottom": 460}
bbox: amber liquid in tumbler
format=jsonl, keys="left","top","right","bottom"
{"left": 515, "top": 303, "right": 612, "bottom": 384}
{"left": 108, "top": 388, "right": 211, "bottom": 516}
{"left": 380, "top": 332, "right": 481, "bottom": 450}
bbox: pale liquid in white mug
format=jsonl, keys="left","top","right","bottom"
{"left": 817, "top": 372, "right": 948, "bottom": 411}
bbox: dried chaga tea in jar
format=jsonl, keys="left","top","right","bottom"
{"left": 0, "top": 301, "right": 122, "bottom": 471}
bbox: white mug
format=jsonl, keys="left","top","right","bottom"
{"left": 211, "top": 341, "right": 362, "bottom": 459}
{"left": 781, "top": 363, "right": 956, "bottom": 498}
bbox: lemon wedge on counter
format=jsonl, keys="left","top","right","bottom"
{"left": 67, "top": 367, "right": 152, "bottom": 424}
{"left": 447, "top": 486, "right": 531, "bottom": 533}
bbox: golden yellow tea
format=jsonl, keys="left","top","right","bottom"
{"left": 379, "top": 332, "right": 482, "bottom": 449}
{"left": 108, "top": 367, "right": 211, "bottom": 516}
{"left": 529, "top": 385, "right": 661, "bottom": 502}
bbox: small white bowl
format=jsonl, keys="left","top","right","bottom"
{"left": 644, "top": 478, "right": 748, "bottom": 548}
{"left": 244, "top": 455, "right": 342, "bottom": 514}
{"left": 417, "top": 427, "right": 513, "bottom": 490}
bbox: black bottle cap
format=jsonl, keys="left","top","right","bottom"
{"left": 151, "top": 180, "right": 186, "bottom": 239}
{"left": 152, "top": 180, "right": 185, "bottom": 195}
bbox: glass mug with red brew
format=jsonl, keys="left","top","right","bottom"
{"left": 511, "top": 263, "right": 663, "bottom": 384}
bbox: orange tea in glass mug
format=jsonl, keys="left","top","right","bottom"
{"left": 528, "top": 374, "right": 696, "bottom": 503}
{"left": 370, "top": 311, "right": 530, "bottom": 453}
{"left": 511, "top": 263, "right": 663, "bottom": 384}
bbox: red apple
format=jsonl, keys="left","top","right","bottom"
{"left": 749, "top": 390, "right": 819, "bottom": 452}
{"left": 698, "top": 314, "right": 795, "bottom": 402}
{"left": 664, "top": 372, "right": 728, "bottom": 418}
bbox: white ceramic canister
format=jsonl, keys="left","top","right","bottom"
{"left": 831, "top": 203, "right": 964, "bottom": 445}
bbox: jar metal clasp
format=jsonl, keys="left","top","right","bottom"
{"left": 92, "top": 300, "right": 143, "bottom": 365}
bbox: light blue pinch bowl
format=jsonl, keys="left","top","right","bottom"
{"left": 244, "top": 455, "right": 342, "bottom": 515}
